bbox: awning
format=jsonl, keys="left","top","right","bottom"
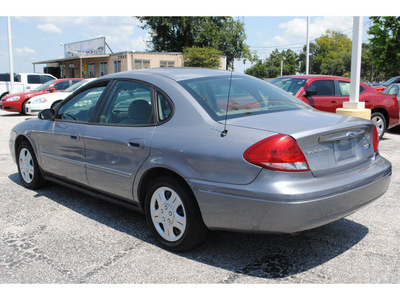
{"left": 32, "top": 54, "right": 110, "bottom": 65}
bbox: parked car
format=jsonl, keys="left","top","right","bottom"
{"left": 270, "top": 75, "right": 400, "bottom": 138}
{"left": 369, "top": 76, "right": 400, "bottom": 92}
{"left": 0, "top": 78, "right": 83, "bottom": 115}
{"left": 10, "top": 69, "right": 391, "bottom": 252}
{"left": 382, "top": 83, "right": 400, "bottom": 99}
{"left": 25, "top": 78, "right": 96, "bottom": 114}
{"left": 0, "top": 72, "right": 56, "bottom": 100}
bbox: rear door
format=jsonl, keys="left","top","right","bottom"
{"left": 84, "top": 80, "right": 156, "bottom": 200}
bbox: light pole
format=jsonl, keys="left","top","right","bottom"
{"left": 306, "top": 16, "right": 310, "bottom": 75}
{"left": 7, "top": 16, "right": 14, "bottom": 94}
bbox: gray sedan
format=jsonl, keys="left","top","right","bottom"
{"left": 9, "top": 68, "right": 392, "bottom": 252}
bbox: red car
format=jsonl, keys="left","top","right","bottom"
{"left": 270, "top": 75, "right": 400, "bottom": 138}
{"left": 0, "top": 78, "right": 83, "bottom": 115}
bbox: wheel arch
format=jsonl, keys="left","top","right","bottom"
{"left": 1, "top": 92, "right": 9, "bottom": 100}
{"left": 137, "top": 167, "right": 198, "bottom": 212}
{"left": 14, "top": 135, "right": 31, "bottom": 159}
{"left": 371, "top": 107, "right": 389, "bottom": 126}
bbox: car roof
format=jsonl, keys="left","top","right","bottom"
{"left": 277, "top": 74, "right": 348, "bottom": 80}
{"left": 103, "top": 68, "right": 236, "bottom": 82}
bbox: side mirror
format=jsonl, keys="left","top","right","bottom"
{"left": 38, "top": 108, "right": 55, "bottom": 120}
{"left": 48, "top": 87, "right": 56, "bottom": 92}
{"left": 304, "top": 86, "right": 317, "bottom": 97}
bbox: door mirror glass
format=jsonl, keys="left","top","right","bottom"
{"left": 38, "top": 109, "right": 55, "bottom": 120}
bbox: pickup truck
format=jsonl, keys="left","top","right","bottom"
{"left": 0, "top": 73, "right": 56, "bottom": 100}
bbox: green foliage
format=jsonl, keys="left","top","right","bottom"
{"left": 368, "top": 16, "right": 400, "bottom": 78}
{"left": 245, "top": 49, "right": 299, "bottom": 79}
{"left": 183, "top": 47, "right": 221, "bottom": 69}
{"left": 136, "top": 17, "right": 253, "bottom": 70}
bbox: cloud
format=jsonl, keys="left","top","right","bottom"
{"left": 263, "top": 17, "right": 354, "bottom": 47}
{"left": 37, "top": 23, "right": 62, "bottom": 34}
{"left": 15, "top": 46, "right": 36, "bottom": 56}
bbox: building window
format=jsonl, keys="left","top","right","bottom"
{"left": 100, "top": 62, "right": 108, "bottom": 76}
{"left": 134, "top": 59, "right": 150, "bottom": 70}
{"left": 160, "top": 61, "right": 175, "bottom": 68}
{"left": 113, "top": 60, "right": 121, "bottom": 73}
{"left": 69, "top": 64, "right": 75, "bottom": 78}
{"left": 88, "top": 63, "right": 95, "bottom": 78}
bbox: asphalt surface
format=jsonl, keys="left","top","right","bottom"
{"left": 0, "top": 109, "right": 399, "bottom": 285}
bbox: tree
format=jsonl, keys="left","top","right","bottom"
{"left": 368, "top": 16, "right": 400, "bottom": 78}
{"left": 298, "top": 42, "right": 320, "bottom": 74}
{"left": 136, "top": 17, "right": 252, "bottom": 70}
{"left": 245, "top": 49, "right": 299, "bottom": 79}
{"left": 183, "top": 47, "right": 221, "bottom": 68}
{"left": 298, "top": 30, "right": 352, "bottom": 76}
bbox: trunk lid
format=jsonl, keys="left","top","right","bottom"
{"left": 225, "top": 109, "right": 376, "bottom": 177}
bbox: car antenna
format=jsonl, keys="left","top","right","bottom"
{"left": 221, "top": 17, "right": 240, "bottom": 138}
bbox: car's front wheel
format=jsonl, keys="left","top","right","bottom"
{"left": 17, "top": 141, "right": 46, "bottom": 189}
{"left": 145, "top": 176, "right": 208, "bottom": 252}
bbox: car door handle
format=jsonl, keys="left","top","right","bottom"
{"left": 128, "top": 138, "right": 145, "bottom": 149}
{"left": 69, "top": 135, "right": 80, "bottom": 141}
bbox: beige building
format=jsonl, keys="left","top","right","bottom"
{"left": 33, "top": 51, "right": 227, "bottom": 79}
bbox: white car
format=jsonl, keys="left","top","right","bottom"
{"left": 25, "top": 78, "right": 95, "bottom": 114}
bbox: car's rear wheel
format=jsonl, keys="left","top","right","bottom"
{"left": 17, "top": 141, "right": 46, "bottom": 189}
{"left": 145, "top": 176, "right": 208, "bottom": 252}
{"left": 371, "top": 112, "right": 386, "bottom": 139}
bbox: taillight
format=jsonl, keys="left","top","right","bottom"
{"left": 373, "top": 126, "right": 379, "bottom": 153}
{"left": 243, "top": 134, "right": 310, "bottom": 172}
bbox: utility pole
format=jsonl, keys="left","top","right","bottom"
{"left": 7, "top": 16, "right": 14, "bottom": 94}
{"left": 306, "top": 16, "right": 310, "bottom": 75}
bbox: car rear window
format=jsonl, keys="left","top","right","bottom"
{"left": 179, "top": 75, "right": 310, "bottom": 121}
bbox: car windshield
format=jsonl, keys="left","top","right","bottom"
{"left": 179, "top": 75, "right": 310, "bottom": 121}
{"left": 383, "top": 77, "right": 399, "bottom": 86}
{"left": 64, "top": 79, "right": 90, "bottom": 92}
{"left": 32, "top": 80, "right": 56, "bottom": 92}
{"left": 269, "top": 77, "right": 308, "bottom": 95}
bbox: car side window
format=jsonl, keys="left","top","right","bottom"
{"left": 53, "top": 81, "right": 70, "bottom": 91}
{"left": 157, "top": 92, "right": 173, "bottom": 122}
{"left": 307, "top": 80, "right": 335, "bottom": 96}
{"left": 387, "top": 85, "right": 399, "bottom": 96}
{"left": 57, "top": 85, "right": 107, "bottom": 123}
{"left": 99, "top": 80, "right": 153, "bottom": 125}
{"left": 338, "top": 81, "right": 365, "bottom": 96}
{"left": 42, "top": 75, "right": 55, "bottom": 83}
{"left": 27, "top": 75, "right": 41, "bottom": 84}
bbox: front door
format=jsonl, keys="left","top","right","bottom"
{"left": 37, "top": 83, "right": 109, "bottom": 185}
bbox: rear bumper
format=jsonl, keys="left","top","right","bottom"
{"left": 188, "top": 154, "right": 391, "bottom": 233}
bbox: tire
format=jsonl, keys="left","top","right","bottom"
{"left": 145, "top": 176, "right": 208, "bottom": 252}
{"left": 371, "top": 112, "right": 386, "bottom": 139}
{"left": 20, "top": 100, "right": 28, "bottom": 115}
{"left": 17, "top": 141, "right": 46, "bottom": 189}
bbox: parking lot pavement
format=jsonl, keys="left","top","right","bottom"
{"left": 0, "top": 109, "right": 399, "bottom": 285}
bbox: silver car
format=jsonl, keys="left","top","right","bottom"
{"left": 10, "top": 68, "right": 392, "bottom": 252}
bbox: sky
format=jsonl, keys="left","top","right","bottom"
{"left": 0, "top": 1, "right": 389, "bottom": 75}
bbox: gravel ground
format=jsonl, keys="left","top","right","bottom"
{"left": 0, "top": 109, "right": 398, "bottom": 294}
